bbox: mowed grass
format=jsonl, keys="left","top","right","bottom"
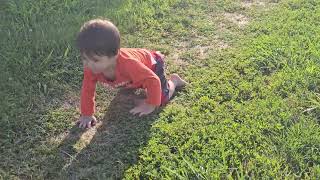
{"left": 124, "top": 0, "right": 320, "bottom": 179}
{"left": 1, "top": 0, "right": 320, "bottom": 179}
{"left": 0, "top": 0, "right": 179, "bottom": 178}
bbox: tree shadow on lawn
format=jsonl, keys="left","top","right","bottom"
{"left": 44, "top": 88, "right": 162, "bottom": 179}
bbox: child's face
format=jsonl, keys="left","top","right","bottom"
{"left": 82, "top": 53, "right": 115, "bottom": 74}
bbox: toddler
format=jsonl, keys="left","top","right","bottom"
{"left": 76, "top": 19, "right": 186, "bottom": 128}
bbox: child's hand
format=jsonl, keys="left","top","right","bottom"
{"left": 130, "top": 101, "right": 156, "bottom": 116}
{"left": 77, "top": 115, "right": 97, "bottom": 129}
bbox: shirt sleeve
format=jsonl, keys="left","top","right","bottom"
{"left": 123, "top": 59, "right": 162, "bottom": 106}
{"left": 80, "top": 67, "right": 97, "bottom": 116}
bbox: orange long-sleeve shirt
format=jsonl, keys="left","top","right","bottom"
{"left": 80, "top": 48, "right": 161, "bottom": 116}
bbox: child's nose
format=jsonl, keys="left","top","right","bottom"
{"left": 87, "top": 61, "right": 95, "bottom": 71}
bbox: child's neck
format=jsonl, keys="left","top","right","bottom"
{"left": 103, "top": 55, "right": 118, "bottom": 80}
{"left": 106, "top": 55, "right": 117, "bottom": 70}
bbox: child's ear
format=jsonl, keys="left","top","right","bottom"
{"left": 112, "top": 48, "right": 119, "bottom": 56}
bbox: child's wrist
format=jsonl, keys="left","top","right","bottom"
{"left": 144, "top": 100, "right": 159, "bottom": 107}
{"left": 145, "top": 102, "right": 158, "bottom": 108}
{"left": 81, "top": 115, "right": 95, "bottom": 118}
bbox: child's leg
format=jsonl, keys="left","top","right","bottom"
{"left": 167, "top": 74, "right": 187, "bottom": 99}
{"left": 151, "top": 51, "right": 186, "bottom": 104}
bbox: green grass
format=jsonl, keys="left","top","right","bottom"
{"left": 125, "top": 0, "right": 320, "bottom": 178}
{"left": 0, "top": 0, "right": 178, "bottom": 178}
{"left": 1, "top": 0, "right": 320, "bottom": 179}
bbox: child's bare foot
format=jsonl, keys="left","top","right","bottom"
{"left": 170, "top": 74, "right": 187, "bottom": 87}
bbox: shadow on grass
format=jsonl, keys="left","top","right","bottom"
{"left": 44, "top": 88, "right": 162, "bottom": 179}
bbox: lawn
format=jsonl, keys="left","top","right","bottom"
{"left": 1, "top": 0, "right": 320, "bottom": 179}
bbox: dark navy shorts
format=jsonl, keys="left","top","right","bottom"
{"left": 151, "top": 51, "right": 170, "bottom": 105}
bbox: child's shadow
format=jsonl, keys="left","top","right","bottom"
{"left": 46, "top": 89, "right": 162, "bottom": 179}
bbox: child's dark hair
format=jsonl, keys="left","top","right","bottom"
{"left": 76, "top": 19, "right": 120, "bottom": 57}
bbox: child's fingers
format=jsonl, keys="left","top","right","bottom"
{"left": 80, "top": 124, "right": 84, "bottom": 128}
{"left": 78, "top": 121, "right": 88, "bottom": 129}
{"left": 130, "top": 107, "right": 140, "bottom": 115}
{"left": 87, "top": 122, "right": 92, "bottom": 129}
{"left": 129, "top": 108, "right": 136, "bottom": 114}
{"left": 132, "top": 110, "right": 140, "bottom": 115}
{"left": 139, "top": 109, "right": 153, "bottom": 116}
{"left": 141, "top": 111, "right": 152, "bottom": 116}
{"left": 130, "top": 109, "right": 137, "bottom": 115}
{"left": 78, "top": 122, "right": 85, "bottom": 128}
{"left": 91, "top": 119, "right": 97, "bottom": 126}
{"left": 139, "top": 110, "right": 149, "bottom": 116}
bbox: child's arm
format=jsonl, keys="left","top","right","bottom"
{"left": 78, "top": 67, "right": 98, "bottom": 128}
{"left": 123, "top": 59, "right": 161, "bottom": 116}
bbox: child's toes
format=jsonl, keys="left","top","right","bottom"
{"left": 170, "top": 74, "right": 187, "bottom": 87}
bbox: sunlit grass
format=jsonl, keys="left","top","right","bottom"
{"left": 1, "top": 0, "right": 320, "bottom": 179}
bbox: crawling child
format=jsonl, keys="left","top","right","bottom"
{"left": 76, "top": 19, "right": 186, "bottom": 128}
